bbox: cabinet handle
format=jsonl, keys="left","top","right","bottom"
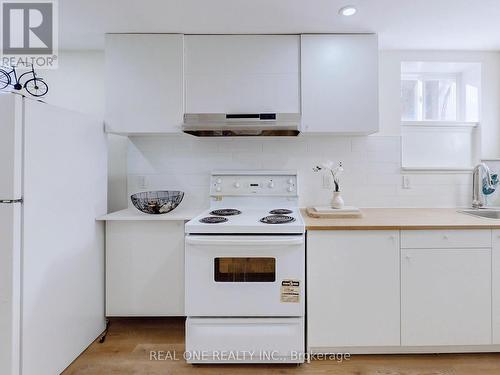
{"left": 443, "top": 235, "right": 449, "bottom": 240}
{"left": 389, "top": 235, "right": 396, "bottom": 240}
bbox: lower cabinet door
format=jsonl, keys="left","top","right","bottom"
{"left": 106, "top": 221, "right": 185, "bottom": 316}
{"left": 307, "top": 231, "right": 400, "bottom": 349}
{"left": 493, "top": 231, "right": 500, "bottom": 344}
{"left": 401, "top": 248, "right": 491, "bottom": 346}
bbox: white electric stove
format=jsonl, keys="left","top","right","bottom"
{"left": 184, "top": 170, "right": 305, "bottom": 364}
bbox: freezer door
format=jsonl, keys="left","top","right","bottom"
{"left": 0, "top": 94, "right": 23, "bottom": 200}
{"left": 21, "top": 100, "right": 107, "bottom": 375}
{"left": 0, "top": 203, "right": 22, "bottom": 375}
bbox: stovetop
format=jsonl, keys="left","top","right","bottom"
{"left": 185, "top": 207, "right": 305, "bottom": 234}
{"left": 185, "top": 171, "right": 304, "bottom": 234}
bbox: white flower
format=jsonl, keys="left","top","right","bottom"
{"left": 313, "top": 161, "right": 343, "bottom": 192}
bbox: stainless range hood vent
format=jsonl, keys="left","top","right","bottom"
{"left": 183, "top": 113, "right": 301, "bottom": 137}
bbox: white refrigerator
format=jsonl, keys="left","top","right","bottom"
{"left": 0, "top": 93, "right": 107, "bottom": 375}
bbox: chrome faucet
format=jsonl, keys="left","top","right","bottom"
{"left": 472, "top": 163, "right": 496, "bottom": 209}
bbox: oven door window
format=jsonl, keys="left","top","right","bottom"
{"left": 214, "top": 257, "right": 276, "bottom": 282}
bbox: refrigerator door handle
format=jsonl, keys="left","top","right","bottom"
{"left": 0, "top": 198, "right": 23, "bottom": 204}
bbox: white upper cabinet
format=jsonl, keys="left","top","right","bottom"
{"left": 301, "top": 34, "right": 379, "bottom": 134}
{"left": 105, "top": 34, "right": 377, "bottom": 134}
{"left": 184, "top": 35, "right": 300, "bottom": 113}
{"left": 105, "top": 34, "right": 184, "bottom": 134}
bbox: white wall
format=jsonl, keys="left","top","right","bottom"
{"left": 106, "top": 135, "right": 129, "bottom": 211}
{"left": 42, "top": 51, "right": 105, "bottom": 118}
{"left": 38, "top": 51, "right": 128, "bottom": 212}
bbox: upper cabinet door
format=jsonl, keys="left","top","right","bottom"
{"left": 301, "top": 34, "right": 379, "bottom": 134}
{"left": 105, "top": 34, "right": 184, "bottom": 134}
{"left": 185, "top": 35, "right": 300, "bottom": 113}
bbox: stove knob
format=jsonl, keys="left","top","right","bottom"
{"left": 287, "top": 186, "right": 294, "bottom": 192}
{"left": 234, "top": 182, "right": 241, "bottom": 188}
{"left": 216, "top": 186, "right": 222, "bottom": 192}
{"left": 216, "top": 178, "right": 222, "bottom": 184}
{"left": 268, "top": 181, "right": 275, "bottom": 188}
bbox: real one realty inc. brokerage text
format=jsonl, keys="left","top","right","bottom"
{"left": 149, "top": 350, "right": 352, "bottom": 363}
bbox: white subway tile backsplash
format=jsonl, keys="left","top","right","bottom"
{"left": 223, "top": 138, "right": 264, "bottom": 152}
{"left": 230, "top": 152, "right": 263, "bottom": 169}
{"left": 262, "top": 138, "right": 308, "bottom": 153}
{"left": 126, "top": 135, "right": 472, "bottom": 208}
{"left": 306, "top": 136, "right": 352, "bottom": 154}
{"left": 405, "top": 174, "right": 472, "bottom": 186}
{"left": 351, "top": 136, "right": 401, "bottom": 153}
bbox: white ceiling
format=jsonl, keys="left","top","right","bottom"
{"left": 60, "top": 0, "right": 500, "bottom": 50}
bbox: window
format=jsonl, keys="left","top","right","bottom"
{"left": 214, "top": 257, "right": 276, "bottom": 282}
{"left": 400, "top": 62, "right": 481, "bottom": 170}
{"left": 401, "top": 74, "right": 457, "bottom": 121}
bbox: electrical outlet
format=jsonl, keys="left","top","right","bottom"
{"left": 402, "top": 175, "right": 411, "bottom": 189}
{"left": 322, "top": 175, "right": 332, "bottom": 189}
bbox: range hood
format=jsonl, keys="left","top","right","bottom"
{"left": 183, "top": 113, "right": 301, "bottom": 137}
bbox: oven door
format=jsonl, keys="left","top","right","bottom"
{"left": 185, "top": 235, "right": 305, "bottom": 317}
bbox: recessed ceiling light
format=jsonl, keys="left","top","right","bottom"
{"left": 339, "top": 5, "right": 357, "bottom": 16}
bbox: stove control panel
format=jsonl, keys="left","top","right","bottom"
{"left": 210, "top": 173, "right": 298, "bottom": 196}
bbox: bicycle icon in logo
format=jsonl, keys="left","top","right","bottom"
{"left": 0, "top": 65, "right": 49, "bottom": 97}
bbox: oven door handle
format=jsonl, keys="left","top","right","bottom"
{"left": 185, "top": 236, "right": 304, "bottom": 246}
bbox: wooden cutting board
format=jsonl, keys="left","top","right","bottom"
{"left": 306, "top": 206, "right": 363, "bottom": 218}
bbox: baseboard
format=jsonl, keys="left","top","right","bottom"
{"left": 308, "top": 345, "right": 500, "bottom": 354}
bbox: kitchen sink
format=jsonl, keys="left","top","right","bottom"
{"left": 459, "top": 209, "right": 500, "bottom": 219}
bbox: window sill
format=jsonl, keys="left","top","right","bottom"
{"left": 402, "top": 121, "right": 479, "bottom": 128}
{"left": 401, "top": 167, "right": 474, "bottom": 174}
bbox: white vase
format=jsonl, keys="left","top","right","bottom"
{"left": 331, "top": 191, "right": 344, "bottom": 209}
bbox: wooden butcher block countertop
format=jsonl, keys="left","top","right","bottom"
{"left": 302, "top": 208, "right": 500, "bottom": 230}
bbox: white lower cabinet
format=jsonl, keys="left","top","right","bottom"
{"left": 307, "top": 229, "right": 496, "bottom": 353}
{"left": 106, "top": 221, "right": 185, "bottom": 316}
{"left": 401, "top": 247, "right": 491, "bottom": 346}
{"left": 492, "top": 230, "right": 500, "bottom": 344}
{"left": 307, "top": 231, "right": 400, "bottom": 349}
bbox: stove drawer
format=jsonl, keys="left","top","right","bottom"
{"left": 185, "top": 317, "right": 305, "bottom": 363}
{"left": 185, "top": 235, "right": 305, "bottom": 316}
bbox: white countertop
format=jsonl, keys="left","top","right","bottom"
{"left": 97, "top": 207, "right": 202, "bottom": 221}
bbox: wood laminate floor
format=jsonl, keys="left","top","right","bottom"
{"left": 63, "top": 318, "right": 500, "bottom": 375}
